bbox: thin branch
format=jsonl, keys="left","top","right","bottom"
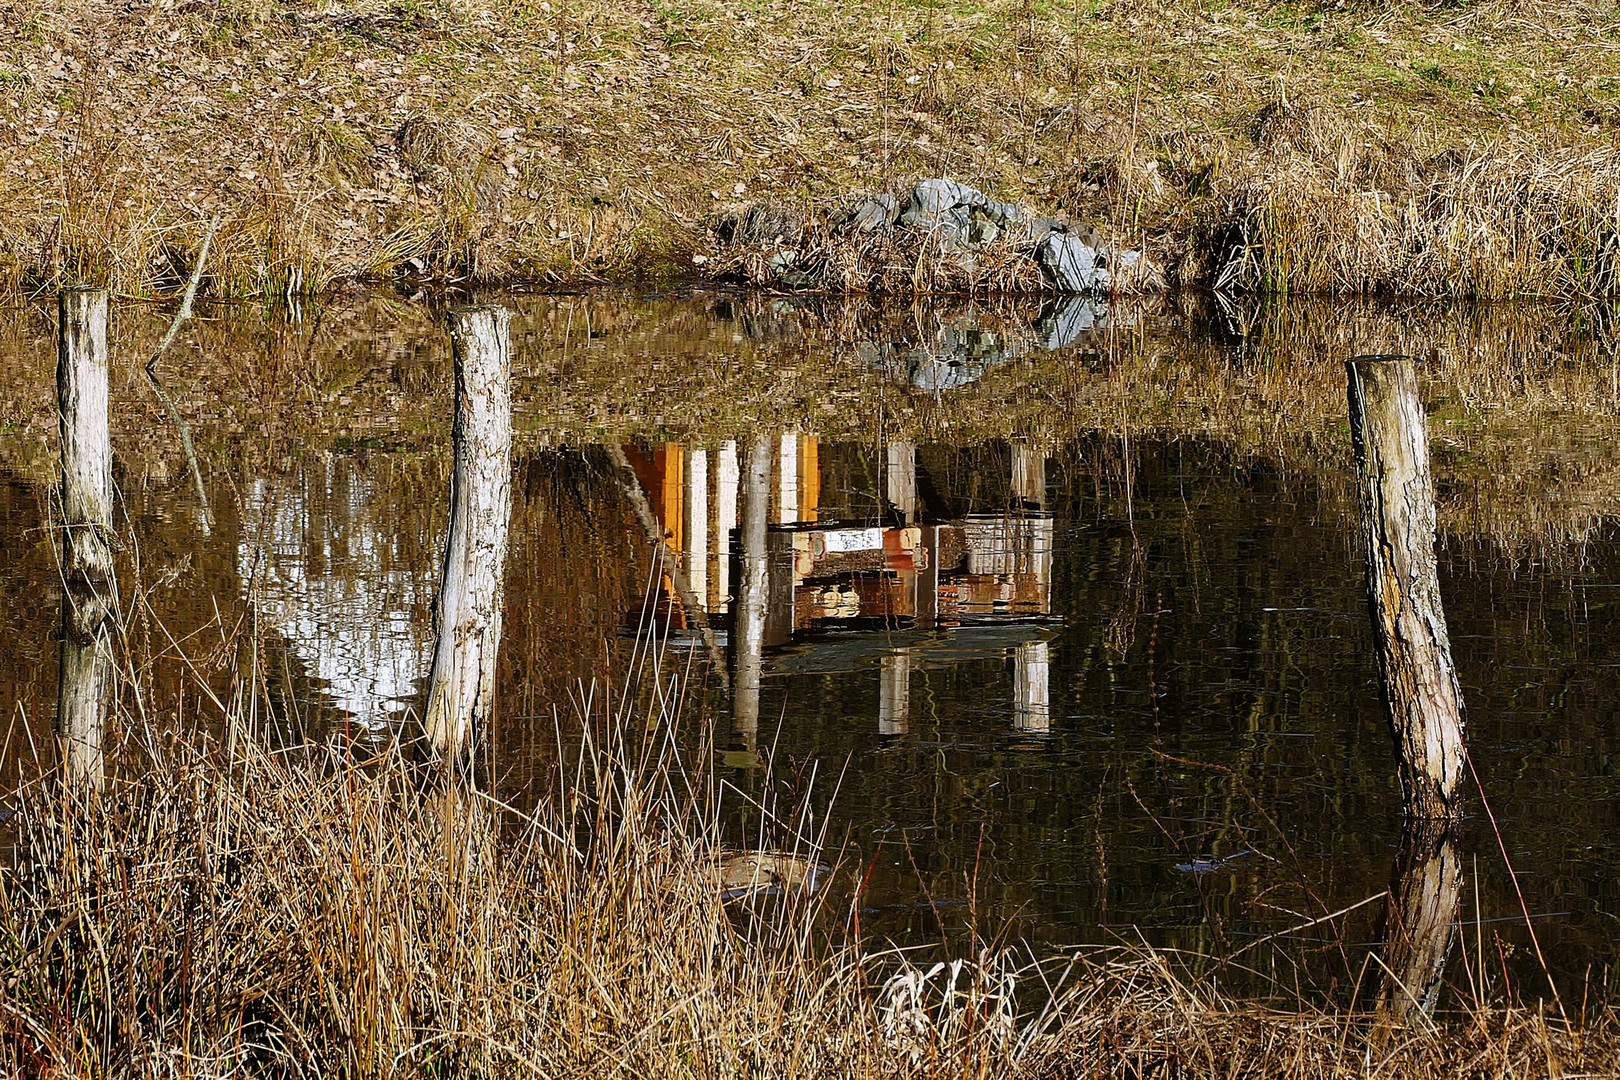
{"left": 143, "top": 215, "right": 222, "bottom": 534}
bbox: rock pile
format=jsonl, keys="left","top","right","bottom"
{"left": 709, "top": 178, "right": 1162, "bottom": 296}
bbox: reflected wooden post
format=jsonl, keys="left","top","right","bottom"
{"left": 733, "top": 435, "right": 771, "bottom": 750}
{"left": 685, "top": 447, "right": 708, "bottom": 608}
{"left": 778, "top": 430, "right": 799, "bottom": 523}
{"left": 716, "top": 441, "right": 739, "bottom": 611}
{"left": 1011, "top": 442, "right": 1045, "bottom": 511}
{"left": 1013, "top": 640, "right": 1051, "bottom": 733}
{"left": 56, "top": 288, "right": 116, "bottom": 789}
{"left": 885, "top": 441, "right": 916, "bottom": 522}
{"left": 1377, "top": 818, "right": 1463, "bottom": 1021}
{"left": 425, "top": 306, "right": 512, "bottom": 760}
{"left": 878, "top": 649, "right": 912, "bottom": 737}
{"left": 1346, "top": 356, "right": 1466, "bottom": 820}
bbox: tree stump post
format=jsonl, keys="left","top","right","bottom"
{"left": 1346, "top": 355, "right": 1466, "bottom": 820}
{"left": 425, "top": 306, "right": 513, "bottom": 760}
{"left": 56, "top": 288, "right": 116, "bottom": 788}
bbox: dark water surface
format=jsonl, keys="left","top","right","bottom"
{"left": 2, "top": 292, "right": 1618, "bottom": 1005}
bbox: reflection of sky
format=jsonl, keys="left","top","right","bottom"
{"left": 239, "top": 460, "right": 438, "bottom": 729}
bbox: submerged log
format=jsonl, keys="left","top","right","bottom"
{"left": 56, "top": 288, "right": 116, "bottom": 788}
{"left": 1346, "top": 355, "right": 1467, "bottom": 821}
{"left": 424, "top": 306, "right": 513, "bottom": 759}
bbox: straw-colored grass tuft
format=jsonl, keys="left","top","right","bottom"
{"left": 3, "top": 664, "right": 1618, "bottom": 1077}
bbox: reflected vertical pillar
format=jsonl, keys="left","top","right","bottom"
{"left": 879, "top": 649, "right": 912, "bottom": 737}
{"left": 685, "top": 447, "right": 708, "bottom": 610}
{"left": 885, "top": 440, "right": 916, "bottom": 522}
{"left": 1012, "top": 442, "right": 1045, "bottom": 511}
{"left": 734, "top": 436, "right": 771, "bottom": 750}
{"left": 716, "top": 441, "right": 739, "bottom": 613}
{"left": 1013, "top": 640, "right": 1051, "bottom": 733}
{"left": 778, "top": 430, "right": 799, "bottom": 524}
{"left": 800, "top": 434, "right": 820, "bottom": 522}
{"left": 1376, "top": 818, "right": 1463, "bottom": 1021}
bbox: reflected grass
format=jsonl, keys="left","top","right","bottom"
{"left": 0, "top": 292, "right": 1617, "bottom": 558}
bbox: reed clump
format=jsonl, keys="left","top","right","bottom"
{"left": 1210, "top": 110, "right": 1620, "bottom": 298}
{"left": 3, "top": 700, "right": 1619, "bottom": 1077}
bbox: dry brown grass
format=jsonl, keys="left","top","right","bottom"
{"left": 2, "top": 0, "right": 1620, "bottom": 296}
{"left": 5, "top": 658, "right": 1620, "bottom": 1078}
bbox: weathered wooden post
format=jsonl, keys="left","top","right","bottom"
{"left": 1349, "top": 355, "right": 1468, "bottom": 1021}
{"left": 885, "top": 440, "right": 916, "bottom": 522}
{"left": 56, "top": 287, "right": 116, "bottom": 789}
{"left": 1346, "top": 355, "right": 1466, "bottom": 820}
{"left": 424, "top": 306, "right": 512, "bottom": 760}
{"left": 1011, "top": 441, "right": 1045, "bottom": 511}
{"left": 1377, "top": 818, "right": 1463, "bottom": 1020}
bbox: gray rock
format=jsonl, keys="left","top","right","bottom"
{"left": 1036, "top": 231, "right": 1110, "bottom": 293}
{"left": 974, "top": 198, "right": 1023, "bottom": 227}
{"left": 1033, "top": 296, "right": 1107, "bottom": 349}
{"left": 848, "top": 194, "right": 900, "bottom": 232}
{"left": 903, "top": 178, "right": 981, "bottom": 221}
{"left": 898, "top": 179, "right": 1023, "bottom": 233}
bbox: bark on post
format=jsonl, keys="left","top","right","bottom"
{"left": 1376, "top": 817, "right": 1463, "bottom": 1021}
{"left": 1346, "top": 355, "right": 1466, "bottom": 820}
{"left": 425, "top": 306, "right": 512, "bottom": 760}
{"left": 56, "top": 288, "right": 116, "bottom": 788}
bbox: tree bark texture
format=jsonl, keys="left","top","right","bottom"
{"left": 1346, "top": 356, "right": 1466, "bottom": 820}
{"left": 56, "top": 288, "right": 116, "bottom": 788}
{"left": 425, "top": 306, "right": 513, "bottom": 759}
{"left": 1376, "top": 816, "right": 1462, "bottom": 1021}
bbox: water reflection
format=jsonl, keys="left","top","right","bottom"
{"left": 622, "top": 433, "right": 1057, "bottom": 742}
{"left": 242, "top": 459, "right": 439, "bottom": 731}
{"left": 1, "top": 293, "right": 1618, "bottom": 1006}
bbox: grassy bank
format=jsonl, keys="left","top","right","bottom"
{"left": 6, "top": 694, "right": 1620, "bottom": 1077}
{"left": 2, "top": 0, "right": 1620, "bottom": 296}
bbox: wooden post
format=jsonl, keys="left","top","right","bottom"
{"left": 424, "top": 306, "right": 512, "bottom": 759}
{"left": 885, "top": 440, "right": 916, "bottom": 522}
{"left": 1011, "top": 442, "right": 1045, "bottom": 511}
{"left": 56, "top": 288, "right": 116, "bottom": 788}
{"left": 878, "top": 649, "right": 911, "bottom": 737}
{"left": 1346, "top": 355, "right": 1466, "bottom": 820}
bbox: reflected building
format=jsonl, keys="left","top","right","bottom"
{"left": 240, "top": 457, "right": 440, "bottom": 732}
{"left": 623, "top": 436, "right": 1057, "bottom": 742}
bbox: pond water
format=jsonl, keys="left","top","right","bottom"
{"left": 1, "top": 291, "right": 1618, "bottom": 1006}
